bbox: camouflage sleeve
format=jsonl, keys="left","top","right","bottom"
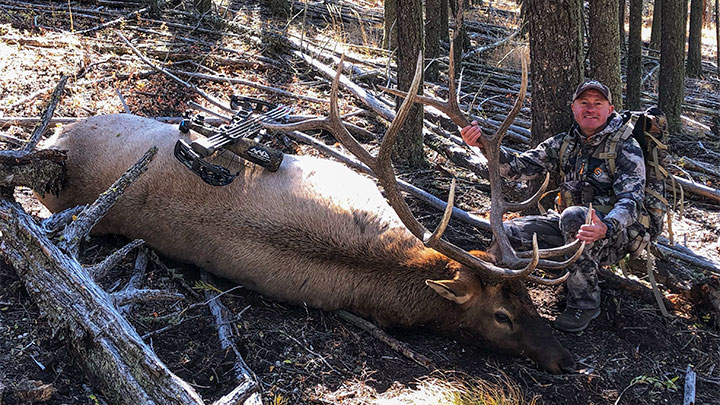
{"left": 604, "top": 137, "right": 646, "bottom": 231}
{"left": 497, "top": 132, "right": 565, "bottom": 181}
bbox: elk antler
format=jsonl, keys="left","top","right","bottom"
{"left": 379, "top": 43, "right": 585, "bottom": 282}
{"left": 263, "top": 54, "right": 543, "bottom": 279}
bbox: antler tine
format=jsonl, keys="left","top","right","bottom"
{"left": 534, "top": 241, "right": 585, "bottom": 269}
{"left": 373, "top": 51, "right": 430, "bottom": 239}
{"left": 505, "top": 172, "right": 550, "bottom": 212}
{"left": 516, "top": 238, "right": 583, "bottom": 259}
{"left": 423, "top": 178, "right": 456, "bottom": 247}
{"left": 516, "top": 205, "right": 593, "bottom": 269}
{"left": 528, "top": 271, "right": 571, "bottom": 286}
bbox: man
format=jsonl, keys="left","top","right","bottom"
{"left": 461, "top": 80, "right": 646, "bottom": 332}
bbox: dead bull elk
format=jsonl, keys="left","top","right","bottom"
{"left": 39, "top": 50, "right": 584, "bottom": 373}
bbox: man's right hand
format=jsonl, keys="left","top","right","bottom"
{"left": 460, "top": 121, "right": 484, "bottom": 151}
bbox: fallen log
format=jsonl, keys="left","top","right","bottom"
{"left": 0, "top": 148, "right": 206, "bottom": 404}
{"left": 672, "top": 176, "right": 720, "bottom": 204}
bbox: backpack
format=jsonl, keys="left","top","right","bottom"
{"left": 558, "top": 107, "right": 682, "bottom": 243}
{"left": 604, "top": 108, "right": 682, "bottom": 241}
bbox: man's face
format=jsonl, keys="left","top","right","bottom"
{"left": 571, "top": 89, "right": 614, "bottom": 137}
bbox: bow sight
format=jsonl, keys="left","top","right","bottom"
{"left": 174, "top": 96, "right": 292, "bottom": 186}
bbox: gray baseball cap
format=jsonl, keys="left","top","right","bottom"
{"left": 573, "top": 80, "right": 612, "bottom": 104}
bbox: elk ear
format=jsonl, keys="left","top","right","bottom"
{"left": 425, "top": 279, "right": 472, "bottom": 304}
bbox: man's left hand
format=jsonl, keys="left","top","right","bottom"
{"left": 576, "top": 208, "right": 608, "bottom": 243}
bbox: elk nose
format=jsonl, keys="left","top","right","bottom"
{"left": 536, "top": 348, "right": 576, "bottom": 374}
{"left": 558, "top": 355, "right": 577, "bottom": 374}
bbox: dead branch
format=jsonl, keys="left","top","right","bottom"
{"left": 86, "top": 239, "right": 145, "bottom": 280}
{"left": 22, "top": 74, "right": 67, "bottom": 152}
{"left": 201, "top": 273, "right": 262, "bottom": 405}
{"left": 74, "top": 6, "right": 149, "bottom": 35}
{"left": 113, "top": 250, "right": 183, "bottom": 312}
{"left": 58, "top": 146, "right": 158, "bottom": 258}
{"left": 684, "top": 365, "right": 697, "bottom": 405}
{"left": 675, "top": 156, "right": 720, "bottom": 179}
{"left": 336, "top": 310, "right": 434, "bottom": 369}
{"left": 597, "top": 267, "right": 673, "bottom": 310}
{"left": 461, "top": 28, "right": 521, "bottom": 60}
{"left": 115, "top": 30, "right": 232, "bottom": 113}
{"left": 114, "top": 88, "right": 131, "bottom": 114}
{"left": 0, "top": 116, "right": 227, "bottom": 127}
{"left": 168, "top": 69, "right": 330, "bottom": 105}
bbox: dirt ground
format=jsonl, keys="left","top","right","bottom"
{"left": 2, "top": 1, "right": 720, "bottom": 404}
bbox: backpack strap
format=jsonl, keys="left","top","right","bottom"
{"left": 558, "top": 134, "right": 572, "bottom": 179}
{"left": 646, "top": 132, "right": 669, "bottom": 179}
{"left": 598, "top": 115, "right": 638, "bottom": 178}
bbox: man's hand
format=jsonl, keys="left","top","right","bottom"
{"left": 460, "top": 121, "right": 484, "bottom": 150}
{"left": 576, "top": 208, "right": 608, "bottom": 243}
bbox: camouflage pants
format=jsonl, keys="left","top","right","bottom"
{"left": 504, "top": 206, "right": 633, "bottom": 310}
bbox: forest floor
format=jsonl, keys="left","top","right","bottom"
{"left": 2, "top": 1, "right": 720, "bottom": 404}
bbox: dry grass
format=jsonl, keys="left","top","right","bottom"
{"left": 375, "top": 373, "right": 538, "bottom": 405}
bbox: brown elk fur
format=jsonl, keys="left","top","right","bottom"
{"left": 38, "top": 113, "right": 575, "bottom": 373}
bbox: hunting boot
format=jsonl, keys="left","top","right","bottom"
{"left": 553, "top": 307, "right": 601, "bottom": 333}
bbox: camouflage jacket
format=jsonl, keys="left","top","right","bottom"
{"left": 498, "top": 112, "right": 646, "bottom": 235}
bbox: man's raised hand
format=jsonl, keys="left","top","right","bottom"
{"left": 460, "top": 121, "right": 485, "bottom": 152}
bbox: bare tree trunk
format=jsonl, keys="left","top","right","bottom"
{"left": 383, "top": 0, "right": 397, "bottom": 50}
{"left": 627, "top": 0, "right": 643, "bottom": 110}
{"left": 717, "top": 0, "right": 720, "bottom": 76}
{"left": 619, "top": 0, "right": 627, "bottom": 53}
{"left": 426, "top": 0, "right": 444, "bottom": 82}
{"left": 686, "top": 0, "right": 704, "bottom": 77}
{"left": 394, "top": 0, "right": 426, "bottom": 168}
{"left": 659, "top": 0, "right": 687, "bottom": 134}
{"left": 526, "top": 0, "right": 584, "bottom": 146}
{"left": 449, "top": 0, "right": 469, "bottom": 75}
{"left": 440, "top": 0, "right": 449, "bottom": 39}
{"left": 589, "top": 0, "right": 623, "bottom": 109}
{"left": 650, "top": 0, "right": 663, "bottom": 49}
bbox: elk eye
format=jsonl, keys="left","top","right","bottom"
{"left": 494, "top": 312, "right": 510, "bottom": 324}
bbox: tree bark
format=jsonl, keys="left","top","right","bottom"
{"left": 686, "top": 0, "right": 704, "bottom": 77}
{"left": 425, "top": 0, "right": 445, "bottom": 82}
{"left": 717, "top": 0, "right": 720, "bottom": 76}
{"left": 449, "top": 0, "right": 469, "bottom": 75}
{"left": 626, "top": 0, "right": 643, "bottom": 109}
{"left": 394, "top": 0, "right": 426, "bottom": 168}
{"left": 526, "top": 0, "right": 584, "bottom": 145}
{"left": 589, "top": 0, "right": 623, "bottom": 110}
{"left": 659, "top": 0, "right": 687, "bottom": 134}
{"left": 650, "top": 0, "right": 663, "bottom": 49}
{"left": 383, "top": 0, "right": 398, "bottom": 50}
{"left": 619, "top": 0, "right": 627, "bottom": 52}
